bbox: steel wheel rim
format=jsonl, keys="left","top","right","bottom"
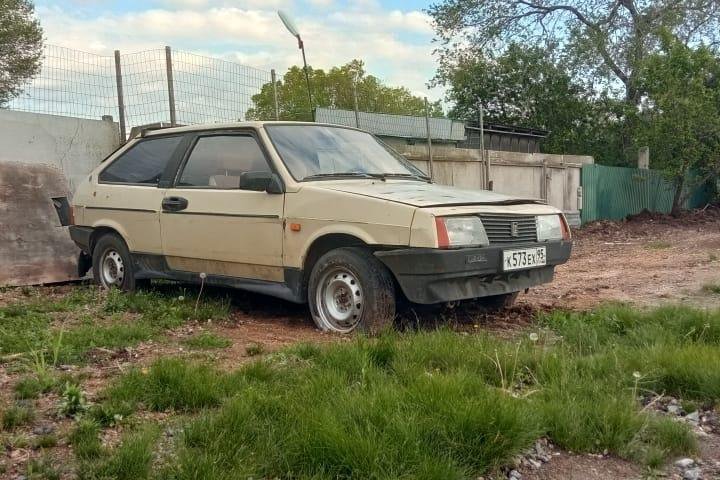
{"left": 100, "top": 249, "right": 125, "bottom": 287}
{"left": 316, "top": 267, "right": 363, "bottom": 332}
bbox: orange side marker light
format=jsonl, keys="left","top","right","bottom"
{"left": 290, "top": 223, "right": 302, "bottom": 232}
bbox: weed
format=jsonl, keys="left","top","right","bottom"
{"left": 182, "top": 332, "right": 231, "bottom": 350}
{"left": 33, "top": 433, "right": 58, "bottom": 449}
{"left": 1, "top": 404, "right": 35, "bottom": 430}
{"left": 14, "top": 375, "right": 54, "bottom": 400}
{"left": 70, "top": 419, "right": 103, "bottom": 460}
{"left": 79, "top": 427, "right": 158, "bottom": 480}
{"left": 702, "top": 283, "right": 720, "bottom": 294}
{"left": 709, "top": 252, "right": 718, "bottom": 262}
{"left": 26, "top": 456, "right": 60, "bottom": 480}
{"left": 59, "top": 383, "right": 88, "bottom": 418}
{"left": 245, "top": 342, "right": 264, "bottom": 356}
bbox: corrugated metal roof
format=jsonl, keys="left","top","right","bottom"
{"left": 315, "top": 107, "right": 466, "bottom": 141}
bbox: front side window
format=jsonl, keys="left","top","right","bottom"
{"left": 177, "top": 135, "right": 271, "bottom": 188}
{"left": 99, "top": 136, "right": 182, "bottom": 185}
{"left": 265, "top": 125, "right": 426, "bottom": 181}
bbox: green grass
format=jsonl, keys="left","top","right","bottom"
{"left": 1, "top": 404, "right": 35, "bottom": 430}
{"left": 76, "top": 427, "right": 158, "bottom": 480}
{"left": 69, "top": 419, "right": 103, "bottom": 460}
{"left": 181, "top": 331, "right": 231, "bottom": 350}
{"left": 0, "top": 286, "right": 230, "bottom": 364}
{"left": 82, "top": 304, "right": 720, "bottom": 479}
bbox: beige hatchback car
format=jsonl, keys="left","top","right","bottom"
{"left": 69, "top": 122, "right": 572, "bottom": 333}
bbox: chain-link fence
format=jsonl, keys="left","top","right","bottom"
{"left": 6, "top": 44, "right": 273, "bottom": 139}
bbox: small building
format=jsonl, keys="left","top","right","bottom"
{"left": 461, "top": 123, "right": 548, "bottom": 154}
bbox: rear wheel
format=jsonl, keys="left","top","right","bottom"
{"left": 92, "top": 233, "right": 136, "bottom": 291}
{"left": 308, "top": 247, "right": 395, "bottom": 334}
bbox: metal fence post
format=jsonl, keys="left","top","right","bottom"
{"left": 424, "top": 97, "right": 434, "bottom": 181}
{"left": 353, "top": 78, "right": 360, "bottom": 128}
{"left": 478, "top": 101, "right": 490, "bottom": 190}
{"left": 271, "top": 69, "right": 280, "bottom": 120}
{"left": 165, "top": 46, "right": 177, "bottom": 126}
{"left": 113, "top": 50, "right": 127, "bottom": 143}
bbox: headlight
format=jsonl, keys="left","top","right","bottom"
{"left": 537, "top": 214, "right": 568, "bottom": 241}
{"left": 435, "top": 216, "right": 489, "bottom": 248}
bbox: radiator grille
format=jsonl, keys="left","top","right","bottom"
{"left": 479, "top": 214, "right": 537, "bottom": 244}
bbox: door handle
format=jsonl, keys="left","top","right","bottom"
{"left": 162, "top": 196, "right": 188, "bottom": 212}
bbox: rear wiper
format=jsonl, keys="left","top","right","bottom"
{"left": 303, "top": 172, "right": 376, "bottom": 180}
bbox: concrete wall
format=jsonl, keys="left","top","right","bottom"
{"left": 390, "top": 142, "right": 592, "bottom": 219}
{"left": 0, "top": 110, "right": 120, "bottom": 286}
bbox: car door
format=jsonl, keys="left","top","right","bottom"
{"left": 89, "top": 135, "right": 185, "bottom": 254}
{"left": 159, "top": 131, "right": 285, "bottom": 282}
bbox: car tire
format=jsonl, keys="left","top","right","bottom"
{"left": 480, "top": 292, "right": 519, "bottom": 311}
{"left": 92, "top": 233, "right": 136, "bottom": 292}
{"left": 308, "top": 247, "right": 395, "bottom": 334}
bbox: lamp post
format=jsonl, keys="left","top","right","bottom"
{"left": 278, "top": 10, "right": 314, "bottom": 120}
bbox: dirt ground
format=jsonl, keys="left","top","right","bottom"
{"left": 1, "top": 208, "right": 719, "bottom": 480}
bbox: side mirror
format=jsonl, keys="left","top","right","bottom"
{"left": 239, "top": 171, "right": 283, "bottom": 194}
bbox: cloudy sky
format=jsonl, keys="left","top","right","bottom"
{"left": 33, "top": 0, "right": 445, "bottom": 102}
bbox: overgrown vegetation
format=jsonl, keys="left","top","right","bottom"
{"left": 81, "top": 304, "right": 718, "bottom": 479}
{"left": 0, "top": 286, "right": 230, "bottom": 364}
{"left": 181, "top": 331, "right": 231, "bottom": 350}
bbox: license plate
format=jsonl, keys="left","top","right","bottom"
{"left": 502, "top": 247, "right": 547, "bottom": 271}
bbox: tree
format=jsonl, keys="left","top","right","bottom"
{"left": 428, "top": 0, "right": 720, "bottom": 107}
{"left": 246, "top": 60, "right": 443, "bottom": 122}
{"left": 436, "top": 43, "right": 627, "bottom": 162}
{"left": 0, "top": 0, "right": 43, "bottom": 106}
{"left": 634, "top": 34, "right": 720, "bottom": 215}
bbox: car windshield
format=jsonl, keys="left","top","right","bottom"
{"left": 265, "top": 124, "right": 428, "bottom": 181}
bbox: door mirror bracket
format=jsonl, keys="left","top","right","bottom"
{"left": 239, "top": 171, "right": 283, "bottom": 194}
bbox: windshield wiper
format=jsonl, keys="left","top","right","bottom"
{"left": 303, "top": 172, "right": 377, "bottom": 180}
{"left": 373, "top": 173, "right": 431, "bottom": 182}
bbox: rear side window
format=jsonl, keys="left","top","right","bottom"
{"left": 177, "top": 135, "right": 271, "bottom": 188}
{"left": 99, "top": 136, "right": 182, "bottom": 185}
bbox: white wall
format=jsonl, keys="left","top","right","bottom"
{"left": 0, "top": 110, "right": 119, "bottom": 193}
{"left": 0, "top": 110, "right": 120, "bottom": 286}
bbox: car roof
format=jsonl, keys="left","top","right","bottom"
{"left": 143, "top": 121, "right": 354, "bottom": 137}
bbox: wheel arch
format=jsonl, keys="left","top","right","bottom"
{"left": 88, "top": 224, "right": 131, "bottom": 255}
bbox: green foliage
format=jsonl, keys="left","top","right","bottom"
{"left": 1, "top": 404, "right": 34, "bottom": 430}
{"left": 77, "top": 427, "right": 158, "bottom": 480}
{"left": 59, "top": 382, "right": 88, "bottom": 418}
{"left": 181, "top": 331, "right": 231, "bottom": 350}
{"left": 0, "top": 0, "right": 44, "bottom": 106}
{"left": 69, "top": 419, "right": 103, "bottom": 460}
{"left": 634, "top": 34, "right": 720, "bottom": 213}
{"left": 89, "top": 304, "right": 720, "bottom": 478}
{"left": 244, "top": 342, "right": 263, "bottom": 356}
{"left": 33, "top": 433, "right": 58, "bottom": 449}
{"left": 436, "top": 43, "right": 628, "bottom": 163}
{"left": 14, "top": 375, "right": 54, "bottom": 399}
{"left": 25, "top": 456, "right": 60, "bottom": 480}
{"left": 246, "top": 59, "right": 443, "bottom": 121}
{"left": 0, "top": 286, "right": 230, "bottom": 364}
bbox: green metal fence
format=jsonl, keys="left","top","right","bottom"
{"left": 581, "top": 164, "right": 714, "bottom": 223}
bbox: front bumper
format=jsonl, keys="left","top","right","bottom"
{"left": 374, "top": 241, "right": 572, "bottom": 304}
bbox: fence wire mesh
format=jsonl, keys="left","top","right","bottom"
{"left": 172, "top": 50, "right": 270, "bottom": 125}
{"left": 5, "top": 44, "right": 272, "bottom": 133}
{"left": 7, "top": 45, "right": 117, "bottom": 120}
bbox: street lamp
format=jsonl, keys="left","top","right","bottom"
{"left": 278, "top": 10, "right": 314, "bottom": 119}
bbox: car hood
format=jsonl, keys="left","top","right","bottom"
{"left": 317, "top": 180, "right": 543, "bottom": 208}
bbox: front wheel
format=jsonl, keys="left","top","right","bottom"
{"left": 308, "top": 247, "right": 395, "bottom": 334}
{"left": 92, "top": 233, "right": 137, "bottom": 291}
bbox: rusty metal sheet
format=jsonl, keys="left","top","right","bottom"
{"left": 0, "top": 162, "right": 78, "bottom": 286}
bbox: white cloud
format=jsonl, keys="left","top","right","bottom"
{"left": 35, "top": 3, "right": 445, "bottom": 103}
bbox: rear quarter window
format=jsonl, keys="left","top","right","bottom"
{"left": 99, "top": 136, "right": 183, "bottom": 185}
